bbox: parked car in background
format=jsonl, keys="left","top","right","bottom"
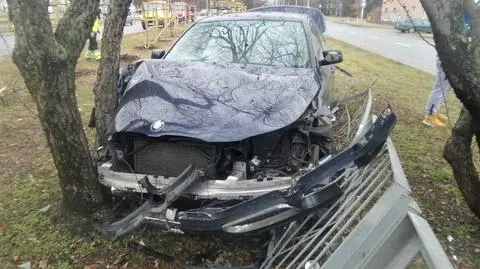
{"left": 209, "top": 8, "right": 218, "bottom": 16}
{"left": 199, "top": 9, "right": 208, "bottom": 17}
{"left": 394, "top": 19, "right": 432, "bottom": 33}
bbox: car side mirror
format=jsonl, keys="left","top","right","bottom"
{"left": 320, "top": 50, "right": 343, "bottom": 65}
{"left": 151, "top": 49, "right": 166, "bottom": 59}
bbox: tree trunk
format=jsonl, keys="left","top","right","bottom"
{"left": 94, "top": 0, "right": 133, "bottom": 147}
{"left": 419, "top": 0, "right": 480, "bottom": 219}
{"left": 7, "top": 0, "right": 104, "bottom": 215}
{"left": 420, "top": 0, "right": 480, "bottom": 117}
{"left": 444, "top": 107, "right": 480, "bottom": 218}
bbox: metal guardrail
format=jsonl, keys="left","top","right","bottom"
{"left": 320, "top": 139, "right": 452, "bottom": 269}
{"left": 261, "top": 118, "right": 453, "bottom": 268}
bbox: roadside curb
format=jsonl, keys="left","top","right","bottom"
{"left": 326, "top": 18, "right": 393, "bottom": 30}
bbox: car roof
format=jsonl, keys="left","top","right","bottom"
{"left": 247, "top": 5, "right": 326, "bottom": 33}
{"left": 198, "top": 12, "right": 309, "bottom": 23}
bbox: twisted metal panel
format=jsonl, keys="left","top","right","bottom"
{"left": 261, "top": 143, "right": 391, "bottom": 269}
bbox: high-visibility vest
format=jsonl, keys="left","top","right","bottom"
{"left": 92, "top": 18, "right": 101, "bottom": 33}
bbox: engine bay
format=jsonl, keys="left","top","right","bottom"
{"left": 107, "top": 117, "right": 335, "bottom": 182}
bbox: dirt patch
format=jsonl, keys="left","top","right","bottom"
{"left": 75, "top": 68, "right": 97, "bottom": 78}
{"left": 120, "top": 53, "right": 141, "bottom": 64}
{"left": 133, "top": 45, "right": 157, "bottom": 50}
{"left": 408, "top": 172, "right": 480, "bottom": 267}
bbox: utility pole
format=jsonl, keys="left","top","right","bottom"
{"left": 360, "top": 0, "right": 366, "bottom": 21}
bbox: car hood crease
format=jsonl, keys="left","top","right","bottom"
{"left": 109, "top": 60, "right": 319, "bottom": 142}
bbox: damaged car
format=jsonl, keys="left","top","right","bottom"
{"left": 95, "top": 6, "right": 396, "bottom": 237}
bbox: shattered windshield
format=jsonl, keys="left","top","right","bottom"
{"left": 165, "top": 20, "right": 311, "bottom": 68}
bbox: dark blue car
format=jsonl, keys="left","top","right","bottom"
{"left": 96, "top": 7, "right": 352, "bottom": 234}
{"left": 92, "top": 7, "right": 398, "bottom": 237}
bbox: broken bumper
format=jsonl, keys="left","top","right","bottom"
{"left": 94, "top": 107, "right": 396, "bottom": 237}
{"left": 99, "top": 163, "right": 294, "bottom": 200}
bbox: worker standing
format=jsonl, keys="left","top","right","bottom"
{"left": 85, "top": 15, "right": 102, "bottom": 61}
{"left": 422, "top": 55, "right": 451, "bottom": 127}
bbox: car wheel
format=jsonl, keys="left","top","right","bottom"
{"left": 141, "top": 21, "right": 146, "bottom": 30}
{"left": 400, "top": 30, "right": 405, "bottom": 33}
{"left": 408, "top": 27, "right": 415, "bottom": 33}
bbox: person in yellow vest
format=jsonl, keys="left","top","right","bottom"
{"left": 85, "top": 16, "right": 101, "bottom": 60}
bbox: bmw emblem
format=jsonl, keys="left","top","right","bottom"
{"left": 151, "top": 120, "right": 166, "bottom": 131}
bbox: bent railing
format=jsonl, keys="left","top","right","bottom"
{"left": 261, "top": 134, "right": 453, "bottom": 269}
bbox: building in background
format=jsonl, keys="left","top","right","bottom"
{"left": 381, "top": 0, "right": 427, "bottom": 22}
{"left": 316, "top": 0, "right": 428, "bottom": 24}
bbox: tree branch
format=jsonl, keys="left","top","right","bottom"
{"left": 464, "top": 0, "right": 480, "bottom": 42}
{"left": 444, "top": 107, "right": 480, "bottom": 218}
{"left": 420, "top": 0, "right": 480, "bottom": 118}
{"left": 55, "top": 0, "right": 100, "bottom": 63}
{"left": 93, "top": 0, "right": 132, "bottom": 147}
{"left": 7, "top": 0, "right": 61, "bottom": 69}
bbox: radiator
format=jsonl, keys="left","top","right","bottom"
{"left": 133, "top": 137, "right": 215, "bottom": 177}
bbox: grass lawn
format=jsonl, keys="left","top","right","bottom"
{"left": 0, "top": 13, "right": 13, "bottom": 34}
{"left": 0, "top": 27, "right": 479, "bottom": 268}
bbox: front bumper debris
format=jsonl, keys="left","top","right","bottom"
{"left": 94, "top": 107, "right": 396, "bottom": 237}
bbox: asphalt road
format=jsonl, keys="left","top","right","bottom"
{"left": 325, "top": 21, "right": 437, "bottom": 75}
{"left": 1, "top": 20, "right": 437, "bottom": 75}
{"left": 0, "top": 34, "right": 13, "bottom": 56}
{"left": 0, "top": 20, "right": 145, "bottom": 57}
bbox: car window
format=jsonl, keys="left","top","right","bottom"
{"left": 309, "top": 19, "right": 325, "bottom": 61}
{"left": 165, "top": 20, "right": 311, "bottom": 68}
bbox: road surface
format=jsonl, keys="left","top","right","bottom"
{"left": 325, "top": 21, "right": 437, "bottom": 75}
{"left": 0, "top": 34, "right": 13, "bottom": 56}
{"left": 1, "top": 20, "right": 437, "bottom": 75}
{"left": 0, "top": 20, "right": 146, "bottom": 57}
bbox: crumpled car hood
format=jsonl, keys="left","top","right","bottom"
{"left": 109, "top": 60, "right": 319, "bottom": 142}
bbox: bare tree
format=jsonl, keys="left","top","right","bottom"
{"left": 93, "top": 0, "right": 133, "bottom": 147}
{"left": 419, "top": 0, "right": 480, "bottom": 218}
{"left": 6, "top": 0, "right": 104, "bottom": 215}
{"left": 364, "top": 0, "right": 382, "bottom": 13}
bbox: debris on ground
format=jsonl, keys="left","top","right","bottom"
{"left": 82, "top": 264, "right": 105, "bottom": 269}
{"left": 120, "top": 53, "right": 140, "bottom": 63}
{"left": 38, "top": 260, "right": 48, "bottom": 269}
{"left": 184, "top": 264, "right": 257, "bottom": 269}
{"left": 38, "top": 204, "right": 51, "bottom": 213}
{"left": 127, "top": 241, "right": 175, "bottom": 262}
{"left": 74, "top": 68, "right": 96, "bottom": 78}
{"left": 17, "top": 261, "right": 31, "bottom": 269}
{"left": 447, "top": 235, "right": 454, "bottom": 242}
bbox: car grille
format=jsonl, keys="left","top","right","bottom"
{"left": 133, "top": 137, "right": 215, "bottom": 177}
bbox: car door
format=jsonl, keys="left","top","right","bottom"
{"left": 309, "top": 19, "right": 334, "bottom": 107}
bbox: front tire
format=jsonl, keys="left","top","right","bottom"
{"left": 141, "top": 21, "right": 146, "bottom": 30}
{"left": 408, "top": 27, "right": 415, "bottom": 33}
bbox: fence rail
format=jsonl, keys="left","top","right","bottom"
{"left": 262, "top": 122, "right": 453, "bottom": 269}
